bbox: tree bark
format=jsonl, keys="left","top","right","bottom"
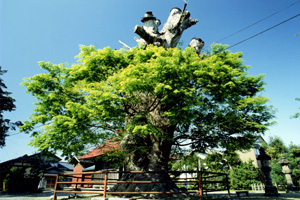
{"left": 110, "top": 102, "right": 182, "bottom": 196}
{"left": 110, "top": 131, "right": 182, "bottom": 197}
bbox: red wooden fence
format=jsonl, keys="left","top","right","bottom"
{"left": 53, "top": 170, "right": 230, "bottom": 200}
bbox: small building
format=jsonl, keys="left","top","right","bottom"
{"left": 0, "top": 152, "right": 65, "bottom": 192}
{"left": 39, "top": 161, "right": 74, "bottom": 189}
{"left": 237, "top": 136, "right": 266, "bottom": 168}
{"left": 79, "top": 140, "right": 121, "bottom": 169}
{"left": 72, "top": 140, "right": 122, "bottom": 189}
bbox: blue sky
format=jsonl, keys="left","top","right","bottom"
{"left": 0, "top": 0, "right": 300, "bottom": 162}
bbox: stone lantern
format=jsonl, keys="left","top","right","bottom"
{"left": 278, "top": 154, "right": 298, "bottom": 193}
{"left": 256, "top": 147, "right": 279, "bottom": 196}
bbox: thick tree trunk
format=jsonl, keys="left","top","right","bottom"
{"left": 110, "top": 128, "right": 183, "bottom": 197}
{"left": 121, "top": 133, "right": 173, "bottom": 171}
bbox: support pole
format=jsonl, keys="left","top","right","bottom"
{"left": 53, "top": 175, "right": 59, "bottom": 200}
{"left": 197, "top": 171, "right": 202, "bottom": 200}
{"left": 103, "top": 171, "right": 108, "bottom": 198}
{"left": 226, "top": 174, "right": 231, "bottom": 199}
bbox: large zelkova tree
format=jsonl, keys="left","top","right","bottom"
{"left": 0, "top": 66, "right": 21, "bottom": 147}
{"left": 21, "top": 44, "right": 274, "bottom": 189}
{"left": 21, "top": 5, "right": 274, "bottom": 194}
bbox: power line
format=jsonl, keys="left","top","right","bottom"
{"left": 7, "top": 132, "right": 21, "bottom": 136}
{"left": 226, "top": 13, "right": 300, "bottom": 50}
{"left": 7, "top": 124, "right": 45, "bottom": 137}
{"left": 216, "top": 0, "right": 300, "bottom": 43}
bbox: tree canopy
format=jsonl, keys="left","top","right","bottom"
{"left": 262, "top": 136, "right": 288, "bottom": 160}
{"left": 0, "top": 66, "right": 20, "bottom": 147}
{"left": 21, "top": 44, "right": 274, "bottom": 164}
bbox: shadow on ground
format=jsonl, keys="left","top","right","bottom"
{"left": 1, "top": 191, "right": 300, "bottom": 200}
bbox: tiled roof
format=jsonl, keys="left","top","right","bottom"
{"left": 58, "top": 162, "right": 75, "bottom": 170}
{"left": 79, "top": 140, "right": 120, "bottom": 160}
{"left": 0, "top": 153, "right": 61, "bottom": 166}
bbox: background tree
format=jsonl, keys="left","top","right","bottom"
{"left": 21, "top": 44, "right": 274, "bottom": 193}
{"left": 202, "top": 152, "right": 229, "bottom": 173}
{"left": 170, "top": 152, "right": 200, "bottom": 172}
{"left": 262, "top": 136, "right": 287, "bottom": 187}
{"left": 262, "top": 136, "right": 288, "bottom": 160}
{"left": 229, "top": 160, "right": 262, "bottom": 190}
{"left": 286, "top": 144, "right": 300, "bottom": 187}
{"left": 0, "top": 66, "right": 21, "bottom": 147}
{"left": 269, "top": 162, "right": 286, "bottom": 188}
{"left": 170, "top": 150, "right": 264, "bottom": 191}
{"left": 262, "top": 136, "right": 300, "bottom": 189}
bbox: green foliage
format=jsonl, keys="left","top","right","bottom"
{"left": 287, "top": 145, "right": 300, "bottom": 186}
{"left": 170, "top": 151, "right": 263, "bottom": 191}
{"left": 263, "top": 136, "right": 288, "bottom": 186}
{"left": 199, "top": 151, "right": 241, "bottom": 173}
{"left": 203, "top": 153, "right": 228, "bottom": 173}
{"left": 99, "top": 149, "right": 126, "bottom": 169}
{"left": 223, "top": 150, "right": 241, "bottom": 167}
{"left": 170, "top": 152, "right": 200, "bottom": 172}
{"left": 264, "top": 136, "right": 287, "bottom": 161}
{"left": 270, "top": 162, "right": 286, "bottom": 187}
{"left": 170, "top": 150, "right": 241, "bottom": 174}
{"left": 229, "top": 160, "right": 262, "bottom": 190}
{"left": 21, "top": 44, "right": 275, "bottom": 160}
{"left": 0, "top": 66, "right": 22, "bottom": 147}
{"left": 263, "top": 137, "right": 300, "bottom": 187}
{"left": 291, "top": 98, "right": 300, "bottom": 119}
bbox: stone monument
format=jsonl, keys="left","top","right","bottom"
{"left": 257, "top": 147, "right": 279, "bottom": 196}
{"left": 278, "top": 154, "right": 299, "bottom": 193}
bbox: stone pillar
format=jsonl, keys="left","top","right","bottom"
{"left": 257, "top": 148, "right": 279, "bottom": 196}
{"left": 278, "top": 154, "right": 298, "bottom": 193}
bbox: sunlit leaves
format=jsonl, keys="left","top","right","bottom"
{"left": 21, "top": 44, "right": 274, "bottom": 158}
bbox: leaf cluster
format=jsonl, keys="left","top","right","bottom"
{"left": 229, "top": 160, "right": 262, "bottom": 190}
{"left": 21, "top": 44, "right": 274, "bottom": 159}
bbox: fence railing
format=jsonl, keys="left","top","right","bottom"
{"left": 53, "top": 170, "right": 230, "bottom": 200}
{"left": 251, "top": 183, "right": 265, "bottom": 191}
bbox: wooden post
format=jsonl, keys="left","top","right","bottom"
{"left": 2, "top": 182, "right": 5, "bottom": 192}
{"left": 204, "top": 177, "right": 207, "bottom": 196}
{"left": 53, "top": 175, "right": 59, "bottom": 200}
{"left": 103, "top": 171, "right": 108, "bottom": 198}
{"left": 197, "top": 171, "right": 202, "bottom": 200}
{"left": 74, "top": 177, "right": 79, "bottom": 198}
{"left": 75, "top": 177, "right": 79, "bottom": 190}
{"left": 226, "top": 174, "right": 231, "bottom": 199}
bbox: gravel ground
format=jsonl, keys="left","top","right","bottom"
{"left": 1, "top": 191, "right": 300, "bottom": 200}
